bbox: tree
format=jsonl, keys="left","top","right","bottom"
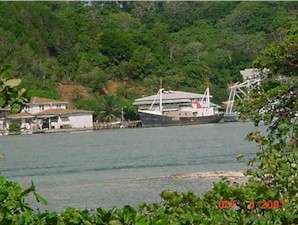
{"left": 254, "top": 26, "right": 298, "bottom": 76}
{"left": 8, "top": 121, "right": 21, "bottom": 134}
{"left": 0, "top": 65, "right": 27, "bottom": 113}
{"left": 129, "top": 46, "right": 158, "bottom": 79}
{"left": 101, "top": 31, "right": 134, "bottom": 65}
{"left": 99, "top": 95, "right": 122, "bottom": 122}
{"left": 239, "top": 29, "right": 298, "bottom": 197}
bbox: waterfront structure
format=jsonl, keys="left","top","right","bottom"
{"left": 0, "top": 108, "right": 9, "bottom": 135}
{"left": 7, "top": 112, "right": 35, "bottom": 134}
{"left": 134, "top": 88, "right": 223, "bottom": 127}
{"left": 6, "top": 97, "right": 93, "bottom": 134}
{"left": 223, "top": 68, "right": 268, "bottom": 122}
{"left": 34, "top": 108, "right": 93, "bottom": 130}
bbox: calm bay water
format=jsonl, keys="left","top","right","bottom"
{"left": 0, "top": 122, "right": 259, "bottom": 210}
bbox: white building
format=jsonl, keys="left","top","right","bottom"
{"left": 22, "top": 97, "right": 68, "bottom": 114}
{"left": 7, "top": 97, "right": 93, "bottom": 133}
{"left": 35, "top": 108, "right": 93, "bottom": 130}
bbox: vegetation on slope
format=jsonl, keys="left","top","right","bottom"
{"left": 0, "top": 1, "right": 297, "bottom": 120}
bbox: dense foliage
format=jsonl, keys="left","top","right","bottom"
{"left": 0, "top": 2, "right": 297, "bottom": 120}
{"left": 0, "top": 177, "right": 297, "bottom": 225}
{"left": 238, "top": 27, "right": 298, "bottom": 200}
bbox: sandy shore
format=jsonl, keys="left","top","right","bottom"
{"left": 126, "top": 171, "right": 246, "bottom": 183}
{"left": 170, "top": 171, "right": 244, "bottom": 179}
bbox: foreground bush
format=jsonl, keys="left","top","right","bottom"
{"left": 1, "top": 175, "right": 297, "bottom": 225}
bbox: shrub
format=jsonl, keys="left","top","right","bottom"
{"left": 8, "top": 121, "right": 21, "bottom": 134}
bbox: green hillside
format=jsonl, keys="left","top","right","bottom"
{"left": 0, "top": 2, "right": 297, "bottom": 120}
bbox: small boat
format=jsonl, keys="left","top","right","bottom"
{"left": 134, "top": 87, "right": 223, "bottom": 127}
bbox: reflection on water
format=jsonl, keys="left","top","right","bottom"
{"left": 0, "top": 122, "right": 258, "bottom": 210}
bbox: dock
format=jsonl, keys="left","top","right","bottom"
{"left": 93, "top": 120, "right": 142, "bottom": 130}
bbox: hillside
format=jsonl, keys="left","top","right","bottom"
{"left": 0, "top": 1, "right": 297, "bottom": 120}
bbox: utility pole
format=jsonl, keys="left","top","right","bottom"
{"left": 121, "top": 107, "right": 124, "bottom": 123}
{"left": 159, "top": 78, "right": 163, "bottom": 90}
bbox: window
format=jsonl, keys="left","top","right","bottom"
{"left": 39, "top": 105, "right": 44, "bottom": 111}
{"left": 51, "top": 117, "right": 58, "bottom": 123}
{"left": 61, "top": 117, "right": 70, "bottom": 122}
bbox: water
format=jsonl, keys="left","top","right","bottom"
{"left": 0, "top": 122, "right": 258, "bottom": 210}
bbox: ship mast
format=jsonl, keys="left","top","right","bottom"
{"left": 206, "top": 87, "right": 210, "bottom": 108}
{"left": 159, "top": 78, "right": 163, "bottom": 113}
{"left": 200, "top": 87, "right": 210, "bottom": 108}
{"left": 159, "top": 88, "right": 163, "bottom": 113}
{"left": 148, "top": 79, "right": 164, "bottom": 114}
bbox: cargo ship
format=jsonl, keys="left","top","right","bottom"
{"left": 134, "top": 88, "right": 223, "bottom": 127}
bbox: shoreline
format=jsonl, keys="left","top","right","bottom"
{"left": 124, "top": 171, "right": 246, "bottom": 183}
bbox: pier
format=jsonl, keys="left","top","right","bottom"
{"left": 93, "top": 120, "right": 142, "bottom": 130}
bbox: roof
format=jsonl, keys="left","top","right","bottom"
{"left": 134, "top": 99, "right": 191, "bottom": 105}
{"left": 7, "top": 109, "right": 93, "bottom": 119}
{"left": 7, "top": 112, "right": 34, "bottom": 119}
{"left": 27, "top": 97, "right": 68, "bottom": 105}
{"left": 35, "top": 109, "right": 93, "bottom": 117}
{"left": 134, "top": 90, "right": 206, "bottom": 105}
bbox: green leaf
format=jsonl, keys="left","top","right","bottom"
{"left": 18, "top": 88, "right": 26, "bottom": 96}
{"left": 3, "top": 78, "right": 21, "bottom": 88}
{"left": 109, "top": 220, "right": 123, "bottom": 225}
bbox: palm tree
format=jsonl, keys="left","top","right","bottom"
{"left": 99, "top": 95, "right": 121, "bottom": 122}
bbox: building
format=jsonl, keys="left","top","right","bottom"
{"left": 7, "top": 112, "right": 34, "bottom": 134}
{"left": 6, "top": 97, "right": 93, "bottom": 134}
{"left": 23, "top": 97, "right": 68, "bottom": 114}
{"left": 240, "top": 68, "right": 269, "bottom": 81}
{"left": 34, "top": 108, "right": 93, "bottom": 130}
